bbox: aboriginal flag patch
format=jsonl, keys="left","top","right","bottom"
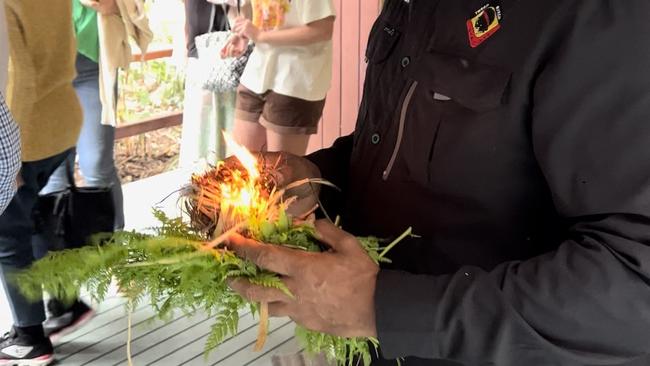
{"left": 467, "top": 3, "right": 502, "bottom": 48}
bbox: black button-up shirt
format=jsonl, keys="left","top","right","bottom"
{"left": 309, "top": 0, "right": 650, "bottom": 365}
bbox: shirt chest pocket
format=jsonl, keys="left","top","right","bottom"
{"left": 399, "top": 50, "right": 512, "bottom": 187}
{"left": 411, "top": 50, "right": 511, "bottom": 111}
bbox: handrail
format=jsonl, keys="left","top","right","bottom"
{"left": 116, "top": 112, "right": 182, "bottom": 140}
{"left": 131, "top": 48, "right": 174, "bottom": 62}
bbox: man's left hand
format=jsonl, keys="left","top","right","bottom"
{"left": 228, "top": 220, "right": 379, "bottom": 338}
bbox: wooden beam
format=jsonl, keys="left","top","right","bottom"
{"left": 115, "top": 112, "right": 183, "bottom": 140}
{"left": 131, "top": 48, "right": 174, "bottom": 63}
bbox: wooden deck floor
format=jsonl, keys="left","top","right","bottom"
{"left": 51, "top": 294, "right": 302, "bottom": 366}
{"left": 0, "top": 170, "right": 316, "bottom": 365}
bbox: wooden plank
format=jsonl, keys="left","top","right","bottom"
{"left": 131, "top": 48, "right": 174, "bottom": 63}
{"left": 243, "top": 337, "right": 302, "bottom": 366}
{"left": 308, "top": 0, "right": 343, "bottom": 154}
{"left": 56, "top": 305, "right": 159, "bottom": 365}
{"left": 99, "top": 313, "right": 206, "bottom": 366}
{"left": 320, "top": 0, "right": 344, "bottom": 150}
{"left": 125, "top": 309, "right": 254, "bottom": 365}
{"left": 109, "top": 312, "right": 211, "bottom": 366}
{"left": 84, "top": 296, "right": 128, "bottom": 317}
{"left": 54, "top": 298, "right": 142, "bottom": 348}
{"left": 115, "top": 112, "right": 183, "bottom": 140}
{"left": 72, "top": 311, "right": 190, "bottom": 366}
{"left": 335, "top": 0, "right": 360, "bottom": 148}
{"left": 353, "top": 0, "right": 381, "bottom": 136}
{"left": 209, "top": 320, "right": 295, "bottom": 366}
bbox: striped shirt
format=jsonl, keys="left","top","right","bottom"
{"left": 0, "top": 92, "right": 20, "bottom": 214}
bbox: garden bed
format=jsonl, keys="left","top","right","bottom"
{"left": 115, "top": 125, "right": 181, "bottom": 183}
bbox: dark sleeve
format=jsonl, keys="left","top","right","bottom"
{"left": 306, "top": 134, "right": 353, "bottom": 218}
{"left": 374, "top": 3, "right": 650, "bottom": 365}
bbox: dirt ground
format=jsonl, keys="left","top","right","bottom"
{"left": 114, "top": 126, "right": 181, "bottom": 183}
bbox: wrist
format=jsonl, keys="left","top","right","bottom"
{"left": 365, "top": 269, "right": 379, "bottom": 337}
{"left": 254, "top": 30, "right": 267, "bottom": 44}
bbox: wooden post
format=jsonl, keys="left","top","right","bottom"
{"left": 307, "top": 0, "right": 382, "bottom": 153}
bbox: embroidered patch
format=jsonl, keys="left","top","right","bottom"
{"left": 467, "top": 3, "right": 502, "bottom": 48}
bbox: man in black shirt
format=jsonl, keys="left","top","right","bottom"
{"left": 227, "top": 0, "right": 650, "bottom": 365}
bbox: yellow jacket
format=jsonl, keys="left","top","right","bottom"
{"left": 4, "top": 0, "right": 82, "bottom": 162}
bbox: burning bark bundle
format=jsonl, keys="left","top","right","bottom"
{"left": 14, "top": 134, "right": 410, "bottom": 366}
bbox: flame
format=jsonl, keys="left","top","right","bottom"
{"left": 223, "top": 131, "right": 259, "bottom": 181}
{"left": 190, "top": 131, "right": 283, "bottom": 238}
{"left": 217, "top": 132, "right": 267, "bottom": 227}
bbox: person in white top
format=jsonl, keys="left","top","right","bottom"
{"left": 222, "top": 0, "right": 336, "bottom": 155}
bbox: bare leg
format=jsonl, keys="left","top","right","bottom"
{"left": 233, "top": 119, "right": 267, "bottom": 152}
{"left": 266, "top": 130, "right": 310, "bottom": 156}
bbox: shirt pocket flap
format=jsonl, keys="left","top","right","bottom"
{"left": 365, "top": 20, "right": 402, "bottom": 64}
{"left": 413, "top": 51, "right": 511, "bottom": 112}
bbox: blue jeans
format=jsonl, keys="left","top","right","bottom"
{"left": 0, "top": 149, "right": 74, "bottom": 327}
{"left": 41, "top": 53, "right": 124, "bottom": 229}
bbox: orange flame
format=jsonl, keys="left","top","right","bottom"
{"left": 223, "top": 131, "right": 259, "bottom": 181}
{"left": 217, "top": 132, "right": 267, "bottom": 227}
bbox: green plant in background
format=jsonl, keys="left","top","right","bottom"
{"left": 117, "top": 0, "right": 186, "bottom": 124}
{"left": 118, "top": 60, "right": 185, "bottom": 123}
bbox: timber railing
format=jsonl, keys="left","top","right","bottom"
{"left": 115, "top": 48, "right": 182, "bottom": 140}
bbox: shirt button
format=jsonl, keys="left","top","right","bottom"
{"left": 401, "top": 56, "right": 411, "bottom": 68}
{"left": 371, "top": 133, "right": 381, "bottom": 144}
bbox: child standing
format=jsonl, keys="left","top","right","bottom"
{"left": 224, "top": 0, "right": 336, "bottom": 155}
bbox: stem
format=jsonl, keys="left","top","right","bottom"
{"left": 378, "top": 227, "right": 412, "bottom": 259}
{"left": 254, "top": 301, "right": 269, "bottom": 351}
{"left": 283, "top": 177, "right": 339, "bottom": 192}
{"left": 204, "top": 222, "right": 247, "bottom": 250}
{"left": 123, "top": 252, "right": 204, "bottom": 268}
{"left": 127, "top": 302, "right": 134, "bottom": 366}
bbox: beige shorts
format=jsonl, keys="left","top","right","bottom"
{"left": 235, "top": 85, "right": 325, "bottom": 135}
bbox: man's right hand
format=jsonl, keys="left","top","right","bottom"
{"left": 262, "top": 152, "right": 323, "bottom": 218}
{"left": 224, "top": 151, "right": 322, "bottom": 218}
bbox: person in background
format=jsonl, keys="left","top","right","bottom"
{"left": 0, "top": 96, "right": 20, "bottom": 216}
{"left": 0, "top": 1, "right": 20, "bottom": 216}
{"left": 0, "top": 0, "right": 82, "bottom": 363}
{"left": 223, "top": 0, "right": 336, "bottom": 156}
{"left": 179, "top": 0, "right": 237, "bottom": 168}
{"left": 34, "top": 0, "right": 151, "bottom": 340}
{"left": 42, "top": 0, "right": 142, "bottom": 237}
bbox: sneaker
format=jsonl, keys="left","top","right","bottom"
{"left": 43, "top": 299, "right": 95, "bottom": 342}
{"left": 0, "top": 328, "right": 54, "bottom": 366}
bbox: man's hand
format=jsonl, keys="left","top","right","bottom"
{"left": 224, "top": 151, "right": 322, "bottom": 217}
{"left": 233, "top": 17, "right": 262, "bottom": 43}
{"left": 80, "top": 0, "right": 120, "bottom": 16}
{"left": 258, "top": 152, "right": 322, "bottom": 218}
{"left": 220, "top": 34, "right": 249, "bottom": 59}
{"left": 228, "top": 220, "right": 379, "bottom": 338}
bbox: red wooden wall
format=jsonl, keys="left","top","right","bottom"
{"left": 307, "top": 0, "right": 382, "bottom": 153}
